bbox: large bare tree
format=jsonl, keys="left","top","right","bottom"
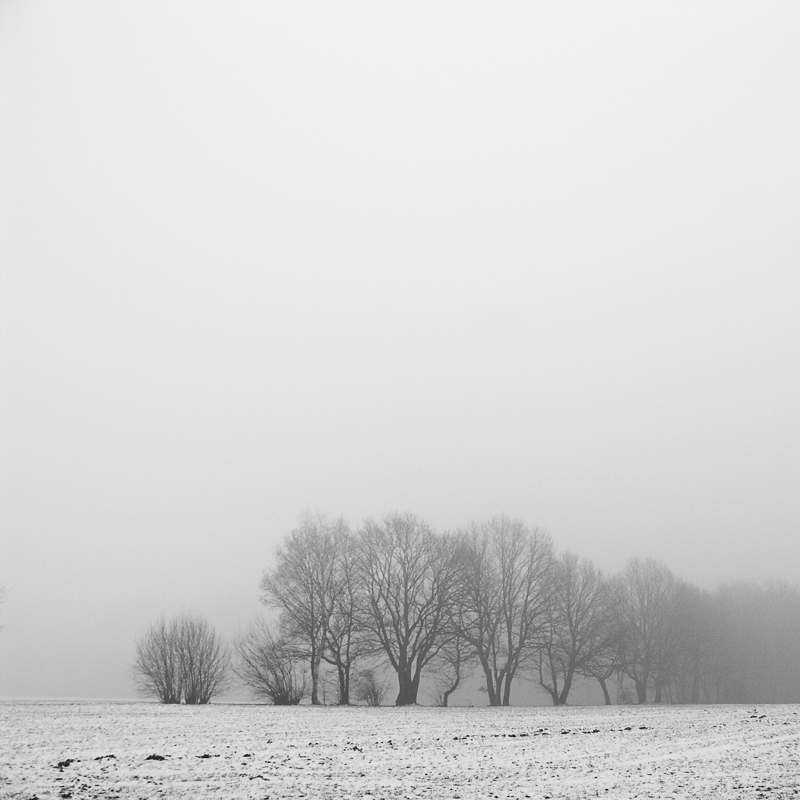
{"left": 537, "top": 552, "right": 616, "bottom": 705}
{"left": 260, "top": 513, "right": 343, "bottom": 704}
{"left": 580, "top": 586, "right": 623, "bottom": 705}
{"left": 320, "top": 527, "right": 368, "bottom": 704}
{"left": 613, "top": 557, "right": 679, "bottom": 703}
{"left": 459, "top": 517, "right": 553, "bottom": 706}
{"left": 133, "top": 614, "right": 230, "bottom": 704}
{"left": 357, "top": 513, "right": 463, "bottom": 706}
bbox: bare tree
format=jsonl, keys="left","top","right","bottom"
{"left": 432, "top": 625, "right": 473, "bottom": 707}
{"left": 537, "top": 553, "right": 616, "bottom": 705}
{"left": 321, "top": 526, "right": 368, "bottom": 704}
{"left": 178, "top": 616, "right": 232, "bottom": 704}
{"left": 135, "top": 617, "right": 182, "bottom": 703}
{"left": 459, "top": 517, "right": 553, "bottom": 706}
{"left": 357, "top": 513, "right": 464, "bottom": 706}
{"left": 234, "top": 617, "right": 306, "bottom": 705}
{"left": 612, "top": 558, "right": 679, "bottom": 703}
{"left": 581, "top": 585, "right": 623, "bottom": 705}
{"left": 133, "top": 614, "right": 230, "bottom": 704}
{"left": 583, "top": 646, "right": 621, "bottom": 705}
{"left": 260, "top": 513, "right": 341, "bottom": 705}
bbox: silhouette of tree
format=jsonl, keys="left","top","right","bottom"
{"left": 234, "top": 617, "right": 306, "bottom": 705}
{"left": 459, "top": 517, "right": 553, "bottom": 705}
{"left": 320, "top": 527, "right": 369, "bottom": 704}
{"left": 260, "top": 513, "right": 342, "bottom": 705}
{"left": 538, "top": 552, "right": 616, "bottom": 705}
{"left": 357, "top": 513, "right": 463, "bottom": 706}
{"left": 133, "top": 614, "right": 230, "bottom": 704}
{"left": 432, "top": 623, "right": 473, "bottom": 706}
{"left": 612, "top": 558, "right": 678, "bottom": 703}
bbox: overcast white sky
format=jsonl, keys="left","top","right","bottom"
{"left": 1, "top": 1, "right": 798, "bottom": 699}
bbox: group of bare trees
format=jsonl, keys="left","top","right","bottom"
{"left": 537, "top": 552, "right": 617, "bottom": 706}
{"left": 258, "top": 513, "right": 800, "bottom": 707}
{"left": 258, "top": 513, "right": 611, "bottom": 706}
{"left": 132, "top": 514, "right": 800, "bottom": 706}
{"left": 133, "top": 614, "right": 230, "bottom": 704}
{"left": 133, "top": 613, "right": 312, "bottom": 706}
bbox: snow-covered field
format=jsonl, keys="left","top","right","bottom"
{"left": 1, "top": 702, "right": 798, "bottom": 799}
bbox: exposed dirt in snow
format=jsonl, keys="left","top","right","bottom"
{"left": 1, "top": 702, "right": 798, "bottom": 799}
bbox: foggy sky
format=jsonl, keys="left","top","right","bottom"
{"left": 1, "top": 1, "right": 798, "bottom": 699}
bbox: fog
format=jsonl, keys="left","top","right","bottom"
{"left": 1, "top": 2, "right": 798, "bottom": 699}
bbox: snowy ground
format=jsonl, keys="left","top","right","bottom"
{"left": 1, "top": 702, "right": 798, "bottom": 799}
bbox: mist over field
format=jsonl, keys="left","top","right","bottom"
{"left": 1, "top": 2, "right": 799, "bottom": 702}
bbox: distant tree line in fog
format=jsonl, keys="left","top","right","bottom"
{"left": 133, "top": 513, "right": 800, "bottom": 706}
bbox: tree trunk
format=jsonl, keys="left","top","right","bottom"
{"left": 441, "top": 660, "right": 462, "bottom": 707}
{"left": 411, "top": 669, "right": 423, "bottom": 703}
{"left": 557, "top": 669, "right": 574, "bottom": 706}
{"left": 310, "top": 656, "right": 322, "bottom": 705}
{"left": 480, "top": 661, "right": 501, "bottom": 706}
{"left": 653, "top": 680, "right": 663, "bottom": 704}
{"left": 539, "top": 658, "right": 560, "bottom": 706}
{"left": 395, "top": 670, "right": 418, "bottom": 705}
{"left": 597, "top": 676, "right": 612, "bottom": 705}
{"left": 501, "top": 669, "right": 514, "bottom": 706}
{"left": 337, "top": 664, "right": 350, "bottom": 705}
{"left": 635, "top": 679, "right": 647, "bottom": 704}
{"left": 442, "top": 673, "right": 460, "bottom": 707}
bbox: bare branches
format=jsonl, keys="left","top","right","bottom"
{"left": 320, "top": 526, "right": 370, "bottom": 704}
{"left": 431, "top": 626, "right": 474, "bottom": 707}
{"left": 260, "top": 513, "right": 362, "bottom": 704}
{"left": 133, "top": 615, "right": 230, "bottom": 704}
{"left": 260, "top": 513, "right": 333, "bottom": 704}
{"left": 234, "top": 618, "right": 306, "bottom": 705}
{"left": 538, "top": 552, "right": 616, "bottom": 705}
{"left": 612, "top": 558, "right": 678, "bottom": 704}
{"left": 459, "top": 517, "right": 553, "bottom": 706}
{"left": 255, "top": 512, "right": 800, "bottom": 706}
{"left": 357, "top": 513, "right": 464, "bottom": 706}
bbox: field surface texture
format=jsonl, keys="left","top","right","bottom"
{"left": 1, "top": 703, "right": 798, "bottom": 799}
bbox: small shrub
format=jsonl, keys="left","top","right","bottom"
{"left": 234, "top": 618, "right": 306, "bottom": 705}
{"left": 354, "top": 669, "right": 387, "bottom": 706}
{"left": 133, "top": 614, "right": 230, "bottom": 705}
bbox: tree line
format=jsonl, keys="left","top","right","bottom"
{"left": 134, "top": 513, "right": 800, "bottom": 706}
